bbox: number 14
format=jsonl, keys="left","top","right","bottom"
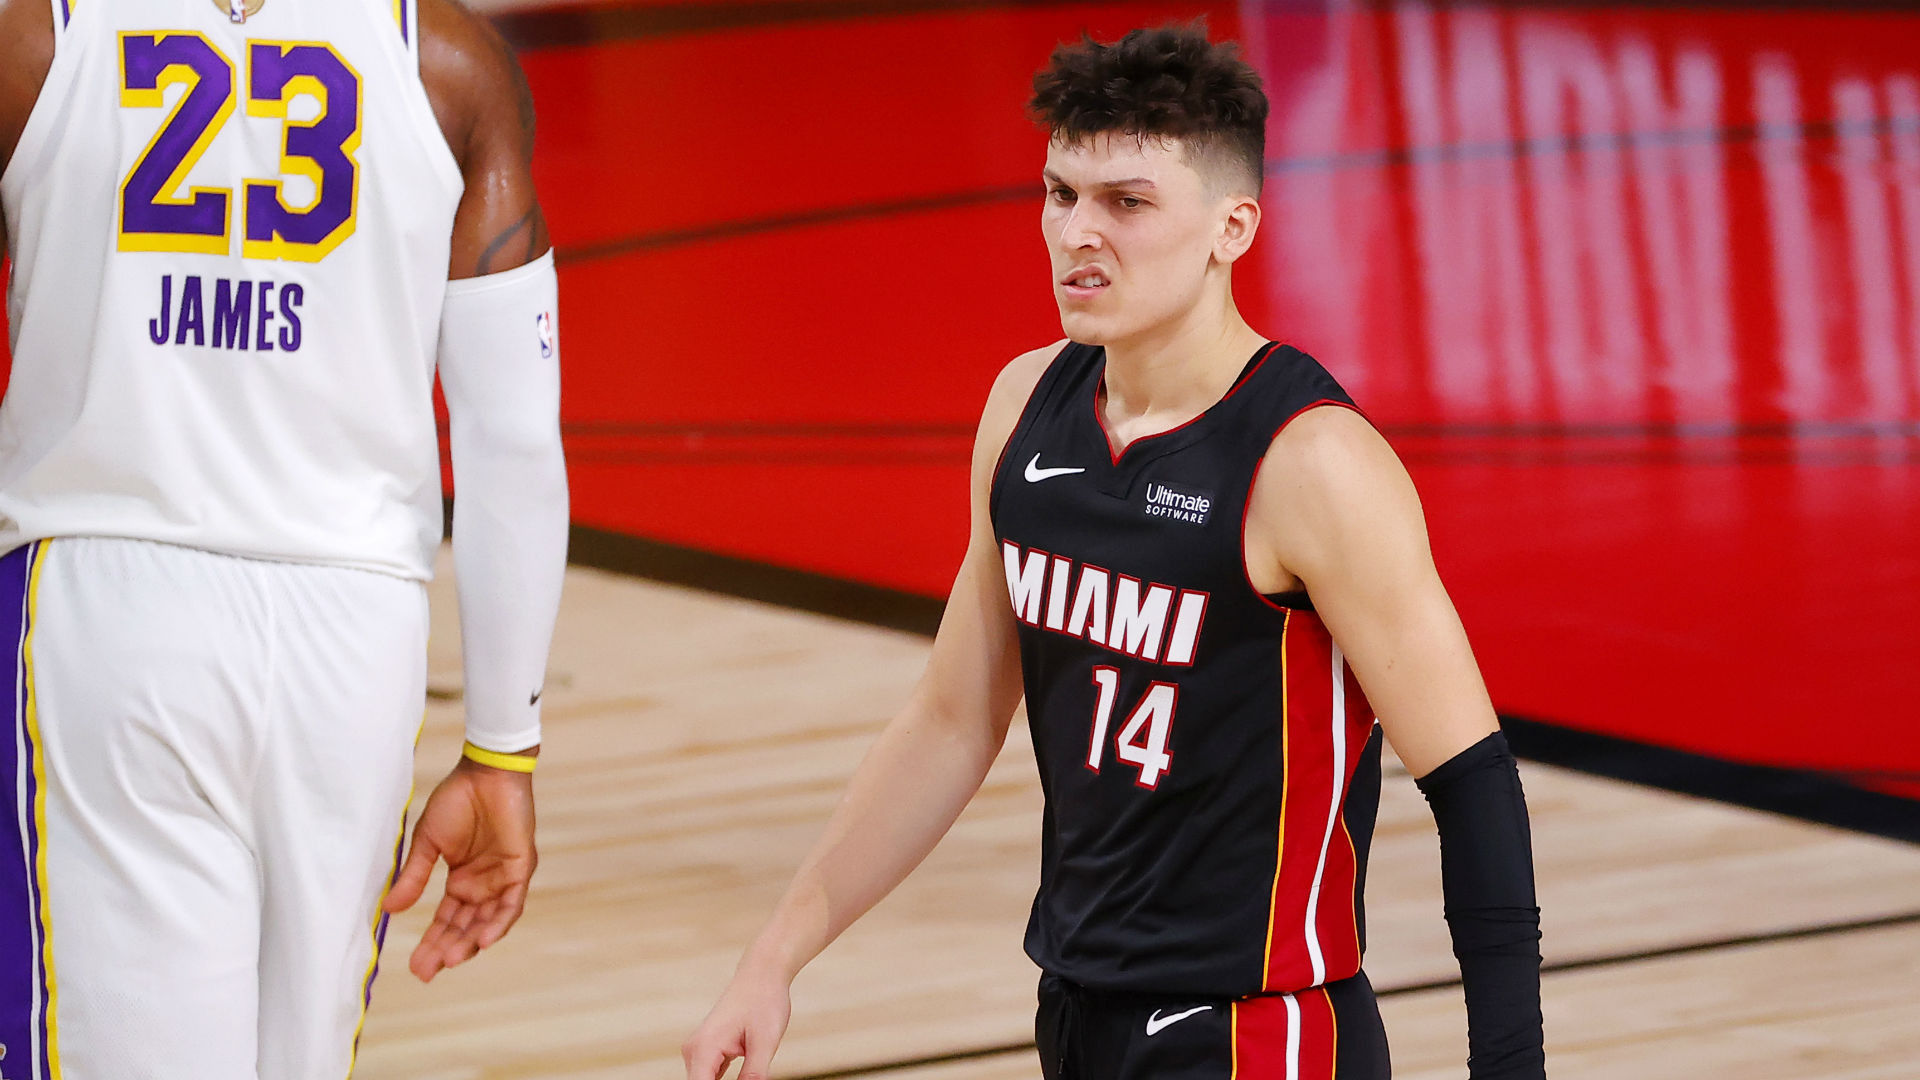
{"left": 1086, "top": 667, "right": 1179, "bottom": 789}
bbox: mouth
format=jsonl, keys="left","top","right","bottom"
{"left": 1060, "top": 268, "right": 1111, "bottom": 298}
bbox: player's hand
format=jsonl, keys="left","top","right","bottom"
{"left": 682, "top": 963, "right": 793, "bottom": 1080}
{"left": 382, "top": 753, "right": 538, "bottom": 982}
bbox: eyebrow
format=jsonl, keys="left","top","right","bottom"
{"left": 1043, "top": 171, "right": 1158, "bottom": 190}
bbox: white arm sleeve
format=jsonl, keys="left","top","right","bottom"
{"left": 438, "top": 250, "right": 568, "bottom": 753}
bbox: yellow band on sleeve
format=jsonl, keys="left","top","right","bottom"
{"left": 462, "top": 741, "right": 537, "bottom": 773}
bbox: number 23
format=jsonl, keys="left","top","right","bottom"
{"left": 118, "top": 32, "right": 362, "bottom": 262}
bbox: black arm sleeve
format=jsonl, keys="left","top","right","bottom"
{"left": 1415, "top": 730, "right": 1547, "bottom": 1080}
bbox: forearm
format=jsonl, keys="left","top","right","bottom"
{"left": 742, "top": 700, "right": 1007, "bottom": 981}
{"left": 440, "top": 252, "right": 568, "bottom": 751}
{"left": 449, "top": 419, "right": 567, "bottom": 746}
{"left": 1418, "top": 731, "right": 1546, "bottom": 1080}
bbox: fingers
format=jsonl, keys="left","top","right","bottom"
{"left": 407, "top": 879, "right": 526, "bottom": 982}
{"left": 475, "top": 882, "right": 528, "bottom": 949}
{"left": 382, "top": 830, "right": 440, "bottom": 914}
{"left": 391, "top": 770, "right": 538, "bottom": 983}
{"left": 682, "top": 1030, "right": 743, "bottom": 1080}
{"left": 408, "top": 894, "right": 466, "bottom": 982}
{"left": 740, "top": 1022, "right": 778, "bottom": 1080}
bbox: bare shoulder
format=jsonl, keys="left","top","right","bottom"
{"left": 989, "top": 340, "right": 1065, "bottom": 406}
{"left": 975, "top": 340, "right": 1066, "bottom": 450}
{"left": 965, "top": 340, "right": 1068, "bottom": 489}
{"left": 419, "top": 0, "right": 548, "bottom": 277}
{"left": 1249, "top": 402, "right": 1426, "bottom": 586}
{"left": 0, "top": 0, "right": 55, "bottom": 173}
{"left": 1263, "top": 403, "right": 1406, "bottom": 498}
{"left": 417, "top": 0, "right": 533, "bottom": 166}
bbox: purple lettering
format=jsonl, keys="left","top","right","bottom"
{"left": 212, "top": 278, "right": 252, "bottom": 350}
{"left": 148, "top": 275, "right": 172, "bottom": 344}
{"left": 175, "top": 276, "right": 205, "bottom": 346}
{"left": 278, "top": 284, "right": 303, "bottom": 352}
{"left": 254, "top": 280, "right": 276, "bottom": 352}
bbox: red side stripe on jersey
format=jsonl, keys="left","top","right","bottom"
{"left": 1312, "top": 661, "right": 1375, "bottom": 980}
{"left": 1231, "top": 988, "right": 1337, "bottom": 1080}
{"left": 1265, "top": 614, "right": 1338, "bottom": 991}
{"left": 1260, "top": 613, "right": 1292, "bottom": 983}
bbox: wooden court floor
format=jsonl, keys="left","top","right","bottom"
{"left": 353, "top": 555, "right": 1920, "bottom": 1079}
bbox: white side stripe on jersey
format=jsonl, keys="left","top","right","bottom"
{"left": 1303, "top": 643, "right": 1349, "bottom": 987}
{"left": 1283, "top": 992, "right": 1302, "bottom": 1080}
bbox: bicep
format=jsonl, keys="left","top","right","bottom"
{"left": 913, "top": 528, "right": 1025, "bottom": 747}
{"left": 448, "top": 122, "right": 548, "bottom": 279}
{"left": 420, "top": 0, "right": 550, "bottom": 279}
{"left": 909, "top": 352, "right": 1053, "bottom": 742}
{"left": 1262, "top": 411, "right": 1498, "bottom": 777}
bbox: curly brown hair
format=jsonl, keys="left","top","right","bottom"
{"left": 1029, "top": 22, "right": 1268, "bottom": 195}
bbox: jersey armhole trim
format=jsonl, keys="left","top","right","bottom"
{"left": 395, "top": 0, "right": 421, "bottom": 65}
{"left": 1239, "top": 398, "right": 1371, "bottom": 617}
{"left": 50, "top": 0, "right": 69, "bottom": 34}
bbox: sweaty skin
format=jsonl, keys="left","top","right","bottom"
{"left": 683, "top": 133, "right": 1503, "bottom": 1080}
{"left": 0, "top": 0, "right": 57, "bottom": 245}
{"left": 0, "top": 0, "right": 551, "bottom": 984}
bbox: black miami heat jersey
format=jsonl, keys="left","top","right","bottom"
{"left": 991, "top": 341, "right": 1383, "bottom": 998}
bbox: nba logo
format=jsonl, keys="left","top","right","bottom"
{"left": 536, "top": 312, "right": 554, "bottom": 359}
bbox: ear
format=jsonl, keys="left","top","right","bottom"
{"left": 1214, "top": 195, "right": 1261, "bottom": 265}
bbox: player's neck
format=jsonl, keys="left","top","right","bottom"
{"left": 1099, "top": 295, "right": 1266, "bottom": 430}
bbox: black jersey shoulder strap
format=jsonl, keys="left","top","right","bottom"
{"left": 1220, "top": 345, "right": 1363, "bottom": 458}
{"left": 989, "top": 341, "right": 1100, "bottom": 523}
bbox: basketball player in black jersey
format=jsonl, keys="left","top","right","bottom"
{"left": 686, "top": 26, "right": 1546, "bottom": 1080}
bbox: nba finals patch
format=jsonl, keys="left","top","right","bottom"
{"left": 1142, "top": 480, "right": 1212, "bottom": 526}
{"left": 214, "top": 0, "right": 266, "bottom": 22}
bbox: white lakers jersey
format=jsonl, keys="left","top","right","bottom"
{"left": 0, "top": 0, "right": 464, "bottom": 580}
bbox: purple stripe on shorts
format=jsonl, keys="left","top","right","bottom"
{"left": 0, "top": 543, "right": 43, "bottom": 1076}
{"left": 352, "top": 809, "right": 409, "bottom": 1057}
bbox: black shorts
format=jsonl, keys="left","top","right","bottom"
{"left": 1037, "top": 970, "right": 1390, "bottom": 1079}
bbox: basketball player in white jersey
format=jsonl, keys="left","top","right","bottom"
{"left": 0, "top": 0, "right": 567, "bottom": 1075}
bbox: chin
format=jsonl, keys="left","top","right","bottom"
{"left": 1056, "top": 307, "right": 1125, "bottom": 346}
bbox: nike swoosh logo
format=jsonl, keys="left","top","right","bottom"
{"left": 1145, "top": 1005, "right": 1212, "bottom": 1036}
{"left": 1024, "top": 453, "right": 1086, "bottom": 483}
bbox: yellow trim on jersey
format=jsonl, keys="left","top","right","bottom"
{"left": 1229, "top": 1000, "right": 1240, "bottom": 1079}
{"left": 462, "top": 742, "right": 537, "bottom": 774}
{"left": 24, "top": 542, "right": 64, "bottom": 1078}
{"left": 1327, "top": 989, "right": 1340, "bottom": 1080}
{"left": 1260, "top": 611, "right": 1291, "bottom": 991}
{"left": 116, "top": 32, "right": 237, "bottom": 256}
{"left": 242, "top": 41, "right": 363, "bottom": 263}
{"left": 1343, "top": 817, "right": 1361, "bottom": 969}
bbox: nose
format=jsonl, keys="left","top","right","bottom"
{"left": 1059, "top": 202, "right": 1103, "bottom": 251}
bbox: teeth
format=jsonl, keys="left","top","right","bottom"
{"left": 1074, "top": 275, "right": 1108, "bottom": 287}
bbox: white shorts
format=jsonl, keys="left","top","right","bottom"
{"left": 0, "top": 537, "right": 427, "bottom": 1079}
